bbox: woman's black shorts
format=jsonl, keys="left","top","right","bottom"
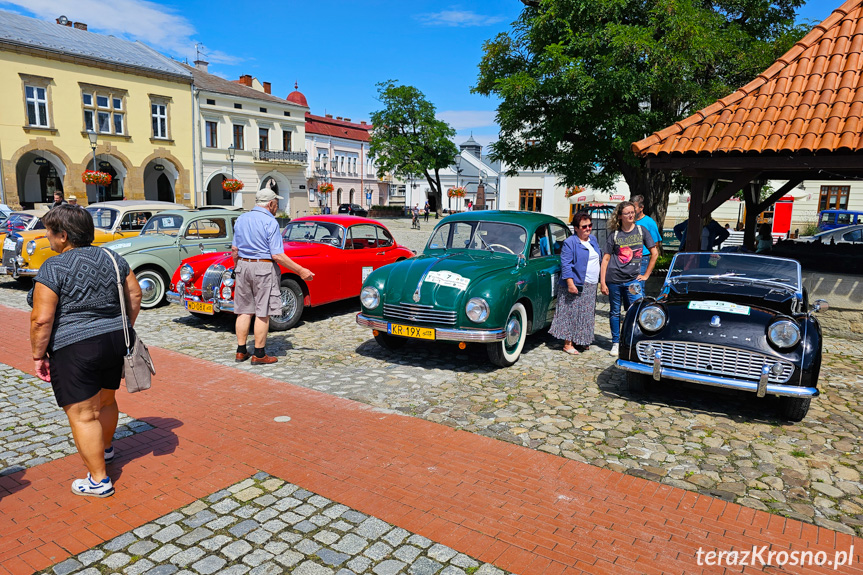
{"left": 49, "top": 330, "right": 127, "bottom": 407}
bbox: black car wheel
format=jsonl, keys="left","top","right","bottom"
{"left": 487, "top": 302, "right": 528, "bottom": 367}
{"left": 779, "top": 397, "right": 811, "bottom": 422}
{"left": 269, "top": 278, "right": 304, "bottom": 331}
{"left": 373, "top": 331, "right": 407, "bottom": 351}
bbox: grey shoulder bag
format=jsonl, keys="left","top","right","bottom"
{"left": 103, "top": 249, "right": 155, "bottom": 392}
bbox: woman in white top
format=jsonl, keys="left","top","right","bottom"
{"left": 549, "top": 212, "right": 602, "bottom": 354}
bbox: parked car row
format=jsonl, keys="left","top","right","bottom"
{"left": 0, "top": 205, "right": 827, "bottom": 422}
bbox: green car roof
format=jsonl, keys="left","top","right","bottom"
{"left": 437, "top": 210, "right": 567, "bottom": 227}
{"left": 152, "top": 208, "right": 241, "bottom": 218}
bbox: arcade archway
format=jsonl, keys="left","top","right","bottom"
{"left": 15, "top": 151, "right": 65, "bottom": 207}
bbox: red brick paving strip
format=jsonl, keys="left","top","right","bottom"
{"left": 0, "top": 304, "right": 860, "bottom": 575}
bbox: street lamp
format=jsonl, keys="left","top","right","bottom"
{"left": 314, "top": 154, "right": 330, "bottom": 211}
{"left": 87, "top": 130, "right": 101, "bottom": 201}
{"left": 227, "top": 144, "right": 236, "bottom": 178}
{"left": 453, "top": 155, "right": 463, "bottom": 212}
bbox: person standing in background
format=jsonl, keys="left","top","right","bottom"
{"left": 631, "top": 195, "right": 662, "bottom": 291}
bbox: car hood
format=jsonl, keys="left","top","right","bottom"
{"left": 282, "top": 241, "right": 331, "bottom": 257}
{"left": 381, "top": 251, "right": 515, "bottom": 309}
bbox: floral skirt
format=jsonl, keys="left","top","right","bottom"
{"left": 549, "top": 283, "right": 597, "bottom": 346}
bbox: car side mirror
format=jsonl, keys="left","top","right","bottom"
{"left": 812, "top": 299, "right": 829, "bottom": 313}
{"left": 628, "top": 283, "right": 642, "bottom": 296}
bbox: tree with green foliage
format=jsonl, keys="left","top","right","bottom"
{"left": 474, "top": 0, "right": 809, "bottom": 230}
{"left": 369, "top": 81, "right": 459, "bottom": 216}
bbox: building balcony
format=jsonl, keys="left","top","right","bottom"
{"left": 253, "top": 149, "right": 308, "bottom": 165}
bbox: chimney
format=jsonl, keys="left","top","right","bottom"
{"left": 360, "top": 121, "right": 367, "bottom": 125}
{"left": 336, "top": 116, "right": 342, "bottom": 120}
{"left": 56, "top": 17, "right": 73, "bottom": 27}
{"left": 238, "top": 74, "right": 253, "bottom": 87}
{"left": 325, "top": 114, "right": 333, "bottom": 119}
{"left": 263, "top": 82, "right": 271, "bottom": 94}
{"left": 344, "top": 118, "right": 351, "bottom": 122}
{"left": 194, "top": 60, "right": 209, "bottom": 73}
{"left": 73, "top": 22, "right": 88, "bottom": 31}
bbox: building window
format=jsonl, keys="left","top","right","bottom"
{"left": 260, "top": 107, "right": 267, "bottom": 113}
{"left": 81, "top": 87, "right": 125, "bottom": 135}
{"left": 259, "top": 128, "right": 269, "bottom": 151}
{"left": 233, "top": 125, "right": 244, "bottom": 150}
{"left": 519, "top": 189, "right": 542, "bottom": 212}
{"left": 205, "top": 121, "right": 218, "bottom": 148}
{"left": 25, "top": 85, "right": 49, "bottom": 127}
{"left": 284, "top": 111, "right": 291, "bottom": 117}
{"left": 819, "top": 185, "right": 850, "bottom": 211}
{"left": 206, "top": 98, "right": 216, "bottom": 105}
{"left": 234, "top": 103, "right": 242, "bottom": 109}
{"left": 152, "top": 102, "right": 168, "bottom": 139}
{"left": 282, "top": 130, "right": 291, "bottom": 151}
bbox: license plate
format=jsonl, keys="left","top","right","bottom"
{"left": 388, "top": 323, "right": 435, "bottom": 340}
{"left": 185, "top": 301, "right": 214, "bottom": 314}
{"left": 0, "top": 266, "right": 6, "bottom": 274}
{"left": 3, "top": 238, "right": 14, "bottom": 251}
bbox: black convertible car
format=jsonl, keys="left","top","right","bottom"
{"left": 616, "top": 252, "right": 827, "bottom": 421}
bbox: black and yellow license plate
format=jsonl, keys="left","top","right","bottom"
{"left": 185, "top": 300, "right": 214, "bottom": 315}
{"left": 388, "top": 323, "right": 435, "bottom": 340}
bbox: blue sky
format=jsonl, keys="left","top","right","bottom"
{"left": 1, "top": 0, "right": 839, "bottom": 149}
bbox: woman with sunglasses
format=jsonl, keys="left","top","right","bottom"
{"left": 600, "top": 201, "right": 658, "bottom": 356}
{"left": 550, "top": 211, "right": 602, "bottom": 354}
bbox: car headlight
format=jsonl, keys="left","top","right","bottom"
{"left": 222, "top": 269, "right": 235, "bottom": 287}
{"left": 768, "top": 319, "right": 801, "bottom": 349}
{"left": 179, "top": 264, "right": 193, "bottom": 282}
{"left": 360, "top": 286, "right": 380, "bottom": 309}
{"left": 25, "top": 241, "right": 36, "bottom": 256}
{"left": 221, "top": 286, "right": 232, "bottom": 299}
{"left": 465, "top": 298, "right": 489, "bottom": 323}
{"left": 637, "top": 305, "right": 667, "bottom": 332}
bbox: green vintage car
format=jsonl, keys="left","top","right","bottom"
{"left": 103, "top": 208, "right": 240, "bottom": 308}
{"left": 356, "top": 211, "right": 571, "bottom": 366}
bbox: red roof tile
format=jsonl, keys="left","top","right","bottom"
{"left": 633, "top": 0, "right": 863, "bottom": 157}
{"left": 305, "top": 113, "right": 373, "bottom": 142}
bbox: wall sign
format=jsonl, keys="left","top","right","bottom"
{"left": 33, "top": 157, "right": 48, "bottom": 166}
{"left": 99, "top": 161, "right": 112, "bottom": 169}
{"left": 154, "top": 164, "right": 165, "bottom": 171}
{"left": 299, "top": 185, "right": 306, "bottom": 190}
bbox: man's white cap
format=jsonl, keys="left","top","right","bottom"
{"left": 256, "top": 189, "right": 283, "bottom": 202}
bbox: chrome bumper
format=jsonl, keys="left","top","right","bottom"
{"left": 167, "top": 291, "right": 234, "bottom": 313}
{"left": 356, "top": 313, "right": 505, "bottom": 342}
{"left": 616, "top": 359, "right": 819, "bottom": 398}
{"left": 0, "top": 263, "right": 37, "bottom": 277}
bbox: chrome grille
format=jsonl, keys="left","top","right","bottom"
{"left": 201, "top": 265, "right": 226, "bottom": 300}
{"left": 636, "top": 341, "right": 794, "bottom": 383}
{"left": 383, "top": 303, "right": 457, "bottom": 326}
{"left": 1, "top": 249, "right": 15, "bottom": 268}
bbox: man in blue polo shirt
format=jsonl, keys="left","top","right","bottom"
{"left": 232, "top": 189, "right": 314, "bottom": 365}
{"left": 632, "top": 195, "right": 662, "bottom": 291}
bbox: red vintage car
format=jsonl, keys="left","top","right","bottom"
{"left": 167, "top": 215, "right": 414, "bottom": 330}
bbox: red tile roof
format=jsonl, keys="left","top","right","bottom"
{"left": 632, "top": 0, "right": 863, "bottom": 157}
{"left": 305, "top": 113, "right": 372, "bottom": 142}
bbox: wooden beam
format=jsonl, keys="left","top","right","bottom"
{"left": 755, "top": 178, "right": 804, "bottom": 213}
{"left": 685, "top": 178, "right": 707, "bottom": 252}
{"left": 646, "top": 153, "right": 863, "bottom": 173}
{"left": 702, "top": 170, "right": 761, "bottom": 216}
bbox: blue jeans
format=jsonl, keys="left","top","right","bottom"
{"left": 639, "top": 257, "right": 649, "bottom": 291}
{"left": 608, "top": 280, "right": 643, "bottom": 344}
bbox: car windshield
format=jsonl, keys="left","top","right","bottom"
{"left": 3, "top": 213, "right": 35, "bottom": 232}
{"left": 426, "top": 221, "right": 527, "bottom": 255}
{"left": 282, "top": 221, "right": 344, "bottom": 245}
{"left": 141, "top": 214, "right": 184, "bottom": 237}
{"left": 85, "top": 207, "right": 119, "bottom": 230}
{"left": 669, "top": 253, "right": 800, "bottom": 290}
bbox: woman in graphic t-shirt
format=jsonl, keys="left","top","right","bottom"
{"left": 599, "top": 201, "right": 658, "bottom": 356}
{"left": 550, "top": 211, "right": 602, "bottom": 354}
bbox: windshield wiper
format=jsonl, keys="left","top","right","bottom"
{"left": 476, "top": 234, "right": 494, "bottom": 252}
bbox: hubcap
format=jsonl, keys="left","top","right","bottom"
{"left": 505, "top": 315, "right": 521, "bottom": 347}
{"left": 139, "top": 277, "right": 156, "bottom": 300}
{"left": 274, "top": 287, "right": 297, "bottom": 322}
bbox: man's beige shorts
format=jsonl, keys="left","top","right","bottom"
{"left": 234, "top": 260, "right": 282, "bottom": 317}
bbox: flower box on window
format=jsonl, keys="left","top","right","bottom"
{"left": 222, "top": 179, "right": 244, "bottom": 193}
{"left": 82, "top": 170, "right": 112, "bottom": 186}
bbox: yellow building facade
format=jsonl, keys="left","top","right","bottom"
{"left": 0, "top": 11, "right": 194, "bottom": 209}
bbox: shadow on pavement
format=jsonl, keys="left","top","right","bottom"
{"left": 107, "top": 416, "right": 182, "bottom": 483}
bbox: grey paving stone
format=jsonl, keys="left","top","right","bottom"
{"left": 295, "top": 538, "right": 322, "bottom": 555}
{"left": 228, "top": 519, "right": 259, "bottom": 537}
{"left": 309, "top": 514, "right": 333, "bottom": 527}
{"left": 134, "top": 524, "right": 161, "bottom": 538}
{"left": 373, "top": 560, "right": 406, "bottom": 575}
{"left": 105, "top": 533, "right": 138, "bottom": 551}
{"left": 261, "top": 519, "right": 287, "bottom": 533}
{"left": 171, "top": 547, "right": 206, "bottom": 567}
{"left": 217, "top": 565, "right": 250, "bottom": 575}
{"left": 145, "top": 565, "right": 179, "bottom": 575}
{"left": 428, "top": 544, "right": 457, "bottom": 563}
{"left": 329, "top": 520, "right": 353, "bottom": 532}
{"left": 294, "top": 519, "right": 316, "bottom": 533}
{"left": 221, "top": 540, "right": 253, "bottom": 561}
{"left": 475, "top": 566, "right": 504, "bottom": 575}
{"left": 346, "top": 557, "right": 372, "bottom": 573}
{"left": 333, "top": 533, "right": 367, "bottom": 555}
{"left": 102, "top": 553, "right": 132, "bottom": 569}
{"left": 292, "top": 489, "right": 313, "bottom": 500}
{"left": 335, "top": 570, "right": 357, "bottom": 575}
{"left": 124, "top": 558, "right": 155, "bottom": 575}
{"left": 245, "top": 529, "right": 273, "bottom": 545}
{"left": 252, "top": 494, "right": 277, "bottom": 507}
{"left": 76, "top": 550, "right": 104, "bottom": 566}
{"left": 340, "top": 511, "right": 367, "bottom": 524}
{"left": 363, "top": 542, "right": 393, "bottom": 561}
{"left": 233, "top": 505, "right": 258, "bottom": 519}
{"left": 274, "top": 497, "right": 302, "bottom": 512}
{"left": 314, "top": 530, "right": 339, "bottom": 545}
{"left": 262, "top": 542, "right": 289, "bottom": 555}
{"left": 323, "top": 504, "right": 350, "bottom": 519}
{"left": 206, "top": 490, "right": 231, "bottom": 503}
{"left": 157, "top": 513, "right": 185, "bottom": 526}
{"left": 393, "top": 545, "right": 421, "bottom": 563}
{"left": 271, "top": 485, "right": 298, "bottom": 498}
{"left": 277, "top": 531, "right": 302, "bottom": 544}
{"left": 204, "top": 516, "right": 237, "bottom": 531}
{"left": 249, "top": 563, "right": 280, "bottom": 575}
{"left": 294, "top": 504, "right": 317, "bottom": 516}
{"left": 274, "top": 550, "right": 303, "bottom": 568}
{"left": 242, "top": 549, "right": 274, "bottom": 567}
{"left": 407, "top": 535, "right": 433, "bottom": 549}
{"left": 177, "top": 528, "right": 214, "bottom": 546}
{"left": 450, "top": 554, "right": 479, "bottom": 568}
{"left": 252, "top": 472, "right": 270, "bottom": 480}
{"left": 52, "top": 558, "right": 82, "bottom": 575}
{"left": 383, "top": 528, "right": 410, "bottom": 547}
{"left": 355, "top": 517, "right": 391, "bottom": 539}
{"left": 280, "top": 511, "right": 304, "bottom": 525}
{"left": 129, "top": 541, "right": 159, "bottom": 556}
{"left": 252, "top": 508, "right": 279, "bottom": 523}
{"left": 308, "top": 495, "right": 331, "bottom": 508}
{"left": 211, "top": 499, "right": 240, "bottom": 514}
{"left": 409, "top": 557, "right": 443, "bottom": 575}
{"left": 440, "top": 567, "right": 467, "bottom": 575}
{"left": 190, "top": 555, "right": 226, "bottom": 575}
{"left": 153, "top": 524, "right": 185, "bottom": 543}
{"left": 199, "top": 535, "right": 231, "bottom": 552}
{"left": 316, "top": 548, "right": 350, "bottom": 567}
{"left": 149, "top": 544, "right": 182, "bottom": 563}
{"left": 293, "top": 561, "right": 334, "bottom": 575}
{"left": 183, "top": 510, "right": 217, "bottom": 528}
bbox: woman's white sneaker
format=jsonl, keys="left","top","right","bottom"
{"left": 71, "top": 473, "right": 114, "bottom": 497}
{"left": 609, "top": 343, "right": 619, "bottom": 356}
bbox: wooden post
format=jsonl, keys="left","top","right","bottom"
{"left": 685, "top": 178, "right": 706, "bottom": 252}
{"left": 742, "top": 182, "right": 761, "bottom": 250}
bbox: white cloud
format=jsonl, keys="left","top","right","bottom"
{"left": 437, "top": 110, "right": 498, "bottom": 130}
{"left": 416, "top": 9, "right": 505, "bottom": 27}
{"left": 0, "top": 0, "right": 242, "bottom": 63}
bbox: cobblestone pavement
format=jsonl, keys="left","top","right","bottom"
{"left": 3, "top": 216, "right": 863, "bottom": 538}
{"left": 41, "top": 474, "right": 513, "bottom": 575}
{"left": 0, "top": 364, "right": 148, "bottom": 477}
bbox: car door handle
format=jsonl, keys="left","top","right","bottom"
{"left": 376, "top": 251, "right": 386, "bottom": 255}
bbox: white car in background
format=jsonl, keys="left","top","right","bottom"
{"left": 795, "top": 224, "right": 863, "bottom": 245}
